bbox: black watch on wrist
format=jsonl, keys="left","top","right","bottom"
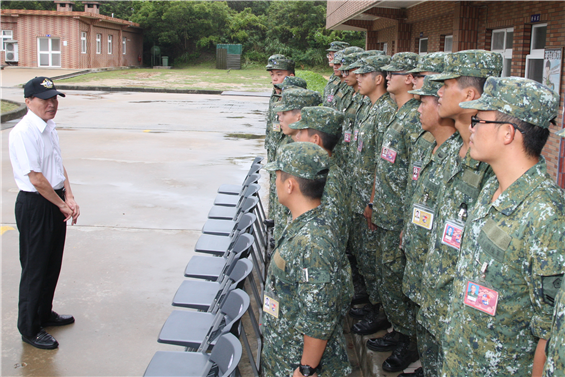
{"left": 299, "top": 364, "right": 318, "bottom": 376}
{"left": 368, "top": 202, "right": 373, "bottom": 209}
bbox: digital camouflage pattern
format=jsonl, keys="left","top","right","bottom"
{"left": 544, "top": 285, "right": 565, "bottom": 377}
{"left": 332, "top": 80, "right": 353, "bottom": 111}
{"left": 342, "top": 46, "right": 364, "bottom": 55}
{"left": 459, "top": 76, "right": 559, "bottom": 129}
{"left": 261, "top": 205, "right": 353, "bottom": 377}
{"left": 405, "top": 130, "right": 435, "bottom": 226}
{"left": 380, "top": 52, "right": 420, "bottom": 72}
{"left": 273, "top": 88, "right": 322, "bottom": 113}
{"left": 272, "top": 135, "right": 294, "bottom": 241}
{"left": 334, "top": 91, "right": 364, "bottom": 170}
{"left": 429, "top": 50, "right": 502, "bottom": 81}
{"left": 330, "top": 50, "right": 345, "bottom": 66}
{"left": 418, "top": 145, "right": 494, "bottom": 340}
{"left": 326, "top": 41, "right": 350, "bottom": 52}
{"left": 321, "top": 160, "right": 351, "bottom": 253}
{"left": 266, "top": 55, "right": 295, "bottom": 72}
{"left": 337, "top": 54, "right": 359, "bottom": 72}
{"left": 289, "top": 106, "right": 344, "bottom": 137}
{"left": 264, "top": 142, "right": 329, "bottom": 180}
{"left": 350, "top": 93, "right": 397, "bottom": 215}
{"left": 407, "top": 51, "right": 447, "bottom": 74}
{"left": 402, "top": 133, "right": 459, "bottom": 306}
{"left": 371, "top": 98, "right": 422, "bottom": 232}
{"left": 266, "top": 92, "right": 282, "bottom": 217}
{"left": 408, "top": 75, "right": 445, "bottom": 97}
{"left": 416, "top": 322, "right": 443, "bottom": 377}
{"left": 323, "top": 74, "right": 341, "bottom": 106}
{"left": 441, "top": 159, "right": 565, "bottom": 377}
{"left": 353, "top": 55, "right": 392, "bottom": 75}
{"left": 274, "top": 76, "right": 307, "bottom": 91}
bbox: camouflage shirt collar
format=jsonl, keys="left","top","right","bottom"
{"left": 431, "top": 131, "right": 460, "bottom": 164}
{"left": 282, "top": 205, "right": 324, "bottom": 240}
{"left": 490, "top": 157, "right": 549, "bottom": 215}
{"left": 395, "top": 98, "right": 420, "bottom": 120}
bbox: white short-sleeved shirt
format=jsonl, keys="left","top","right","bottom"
{"left": 9, "top": 109, "right": 66, "bottom": 192}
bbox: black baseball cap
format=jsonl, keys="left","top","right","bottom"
{"left": 24, "top": 77, "right": 66, "bottom": 99}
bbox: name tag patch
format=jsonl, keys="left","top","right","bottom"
{"left": 263, "top": 295, "right": 280, "bottom": 318}
{"left": 273, "top": 123, "right": 281, "bottom": 132}
{"left": 381, "top": 146, "right": 397, "bottom": 163}
{"left": 353, "top": 130, "right": 359, "bottom": 141}
{"left": 327, "top": 94, "right": 334, "bottom": 103}
{"left": 464, "top": 281, "right": 499, "bottom": 316}
{"left": 412, "top": 205, "right": 434, "bottom": 230}
{"left": 344, "top": 131, "right": 352, "bottom": 143}
{"left": 412, "top": 162, "right": 422, "bottom": 181}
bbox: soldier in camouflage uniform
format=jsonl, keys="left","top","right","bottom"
{"left": 366, "top": 52, "right": 428, "bottom": 373}
{"left": 329, "top": 47, "right": 364, "bottom": 111}
{"left": 272, "top": 89, "right": 323, "bottom": 242}
{"left": 290, "top": 106, "right": 350, "bottom": 253}
{"left": 346, "top": 55, "right": 398, "bottom": 334}
{"left": 274, "top": 76, "right": 308, "bottom": 92}
{"left": 324, "top": 42, "right": 350, "bottom": 104}
{"left": 394, "top": 76, "right": 457, "bottom": 377}
{"left": 265, "top": 55, "right": 295, "bottom": 217}
{"left": 543, "top": 282, "right": 565, "bottom": 377}
{"left": 440, "top": 77, "right": 564, "bottom": 377}
{"left": 407, "top": 52, "right": 447, "bottom": 94}
{"left": 416, "top": 50, "right": 502, "bottom": 376}
{"left": 261, "top": 142, "right": 353, "bottom": 377}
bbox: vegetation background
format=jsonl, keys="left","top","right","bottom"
{"left": 1, "top": 1, "right": 366, "bottom": 69}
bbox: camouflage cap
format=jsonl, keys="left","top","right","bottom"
{"left": 273, "top": 88, "right": 322, "bottom": 113}
{"left": 327, "top": 41, "right": 350, "bottom": 52}
{"left": 288, "top": 106, "right": 344, "bottom": 136}
{"left": 266, "top": 55, "right": 295, "bottom": 71}
{"left": 381, "top": 52, "right": 420, "bottom": 72}
{"left": 364, "top": 50, "right": 386, "bottom": 56}
{"left": 353, "top": 55, "right": 392, "bottom": 74}
{"left": 264, "top": 142, "right": 330, "bottom": 180}
{"left": 337, "top": 53, "right": 359, "bottom": 71}
{"left": 274, "top": 76, "right": 308, "bottom": 91}
{"left": 408, "top": 75, "right": 443, "bottom": 97}
{"left": 331, "top": 50, "right": 345, "bottom": 65}
{"left": 407, "top": 51, "right": 447, "bottom": 74}
{"left": 342, "top": 46, "right": 364, "bottom": 55}
{"left": 459, "top": 77, "right": 559, "bottom": 129}
{"left": 429, "top": 50, "right": 503, "bottom": 81}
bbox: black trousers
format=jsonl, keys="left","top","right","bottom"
{"left": 15, "top": 189, "right": 66, "bottom": 338}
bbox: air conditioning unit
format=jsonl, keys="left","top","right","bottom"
{"left": 5, "top": 41, "right": 18, "bottom": 62}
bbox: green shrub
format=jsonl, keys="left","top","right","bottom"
{"left": 296, "top": 70, "right": 327, "bottom": 96}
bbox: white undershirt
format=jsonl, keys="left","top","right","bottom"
{"left": 9, "top": 109, "right": 66, "bottom": 192}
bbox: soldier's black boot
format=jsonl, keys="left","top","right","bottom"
{"left": 349, "top": 302, "right": 373, "bottom": 319}
{"left": 366, "top": 329, "right": 406, "bottom": 352}
{"left": 351, "top": 304, "right": 391, "bottom": 335}
{"left": 382, "top": 337, "right": 419, "bottom": 373}
{"left": 398, "top": 367, "right": 424, "bottom": 377}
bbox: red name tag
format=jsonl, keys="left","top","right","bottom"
{"left": 412, "top": 165, "right": 421, "bottom": 180}
{"left": 464, "top": 281, "right": 499, "bottom": 316}
{"left": 381, "top": 146, "right": 397, "bottom": 163}
{"left": 344, "top": 132, "right": 351, "bottom": 143}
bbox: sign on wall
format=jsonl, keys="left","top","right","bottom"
{"left": 543, "top": 48, "right": 562, "bottom": 97}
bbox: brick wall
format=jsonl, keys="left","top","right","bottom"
{"left": 327, "top": 0, "right": 379, "bottom": 29}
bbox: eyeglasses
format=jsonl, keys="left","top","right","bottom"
{"left": 412, "top": 74, "right": 427, "bottom": 79}
{"left": 386, "top": 72, "right": 410, "bottom": 78}
{"left": 470, "top": 116, "right": 523, "bottom": 133}
{"left": 342, "top": 71, "right": 349, "bottom": 77}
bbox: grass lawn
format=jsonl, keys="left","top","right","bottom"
{"left": 1, "top": 100, "right": 20, "bottom": 114}
{"left": 58, "top": 64, "right": 330, "bottom": 94}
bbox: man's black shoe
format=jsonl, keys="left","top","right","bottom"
{"left": 22, "top": 329, "right": 59, "bottom": 350}
{"left": 349, "top": 305, "right": 372, "bottom": 319}
{"left": 351, "top": 291, "right": 370, "bottom": 305}
{"left": 43, "top": 311, "right": 75, "bottom": 327}
{"left": 366, "top": 330, "right": 408, "bottom": 352}
{"left": 398, "top": 367, "right": 424, "bottom": 377}
{"left": 351, "top": 307, "right": 391, "bottom": 335}
{"left": 382, "top": 340, "right": 419, "bottom": 373}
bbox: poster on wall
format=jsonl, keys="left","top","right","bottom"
{"left": 543, "top": 48, "right": 562, "bottom": 96}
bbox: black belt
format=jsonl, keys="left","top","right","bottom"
{"left": 21, "top": 188, "right": 65, "bottom": 195}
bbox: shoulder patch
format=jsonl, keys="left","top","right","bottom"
{"left": 422, "top": 132, "right": 435, "bottom": 144}
{"left": 478, "top": 219, "right": 511, "bottom": 262}
{"left": 273, "top": 250, "right": 286, "bottom": 272}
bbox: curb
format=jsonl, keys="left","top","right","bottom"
{"left": 55, "top": 85, "right": 223, "bottom": 95}
{"left": 1, "top": 99, "right": 26, "bottom": 123}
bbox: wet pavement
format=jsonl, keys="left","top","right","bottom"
{"left": 1, "top": 81, "right": 270, "bottom": 376}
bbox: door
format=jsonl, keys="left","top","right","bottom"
{"left": 37, "top": 37, "right": 61, "bottom": 67}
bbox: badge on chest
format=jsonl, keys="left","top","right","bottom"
{"left": 263, "top": 294, "right": 280, "bottom": 318}
{"left": 381, "top": 146, "right": 397, "bottom": 163}
{"left": 464, "top": 281, "right": 499, "bottom": 316}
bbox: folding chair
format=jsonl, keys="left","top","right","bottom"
{"left": 203, "top": 197, "right": 259, "bottom": 236}
{"left": 144, "top": 333, "right": 242, "bottom": 377}
{"left": 217, "top": 163, "right": 262, "bottom": 196}
{"left": 173, "top": 259, "right": 253, "bottom": 311}
{"left": 185, "top": 233, "right": 254, "bottom": 281}
{"left": 195, "top": 213, "right": 255, "bottom": 256}
{"left": 214, "top": 182, "right": 261, "bottom": 208}
{"left": 158, "top": 289, "right": 249, "bottom": 349}
{"left": 208, "top": 195, "right": 258, "bottom": 221}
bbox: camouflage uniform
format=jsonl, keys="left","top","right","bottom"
{"left": 323, "top": 42, "right": 349, "bottom": 105}
{"left": 440, "top": 77, "right": 564, "bottom": 376}
{"left": 289, "top": 106, "right": 350, "bottom": 252}
{"left": 271, "top": 89, "right": 323, "bottom": 241}
{"left": 347, "top": 56, "right": 397, "bottom": 306}
{"left": 262, "top": 142, "right": 353, "bottom": 377}
{"left": 544, "top": 285, "right": 565, "bottom": 377}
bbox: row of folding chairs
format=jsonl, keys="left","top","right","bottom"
{"left": 144, "top": 157, "right": 271, "bottom": 377}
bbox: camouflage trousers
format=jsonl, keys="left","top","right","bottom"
{"left": 377, "top": 226, "right": 417, "bottom": 337}
{"left": 347, "top": 213, "right": 381, "bottom": 305}
{"left": 416, "top": 320, "right": 443, "bottom": 377}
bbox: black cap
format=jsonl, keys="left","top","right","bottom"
{"left": 24, "top": 77, "right": 66, "bottom": 99}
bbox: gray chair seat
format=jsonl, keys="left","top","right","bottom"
{"left": 207, "top": 205, "right": 237, "bottom": 220}
{"left": 217, "top": 165, "right": 261, "bottom": 196}
{"left": 194, "top": 234, "right": 231, "bottom": 255}
{"left": 213, "top": 193, "right": 239, "bottom": 207}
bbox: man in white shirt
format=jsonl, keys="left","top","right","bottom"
{"left": 9, "top": 77, "right": 80, "bottom": 350}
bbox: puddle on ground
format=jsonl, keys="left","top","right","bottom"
{"left": 227, "top": 116, "right": 245, "bottom": 119}
{"left": 224, "top": 133, "right": 264, "bottom": 140}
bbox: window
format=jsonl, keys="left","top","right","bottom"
{"left": 108, "top": 35, "right": 113, "bottom": 54}
{"left": 37, "top": 37, "right": 61, "bottom": 67}
{"left": 383, "top": 43, "right": 388, "bottom": 55}
{"left": 81, "top": 32, "right": 87, "bottom": 54}
{"left": 2, "top": 30, "right": 13, "bottom": 51}
{"left": 419, "top": 38, "right": 428, "bottom": 55}
{"left": 525, "top": 24, "right": 547, "bottom": 83}
{"left": 444, "top": 35, "right": 453, "bottom": 53}
{"left": 96, "top": 34, "right": 101, "bottom": 54}
{"left": 122, "top": 37, "right": 126, "bottom": 55}
{"left": 491, "top": 28, "right": 513, "bottom": 77}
